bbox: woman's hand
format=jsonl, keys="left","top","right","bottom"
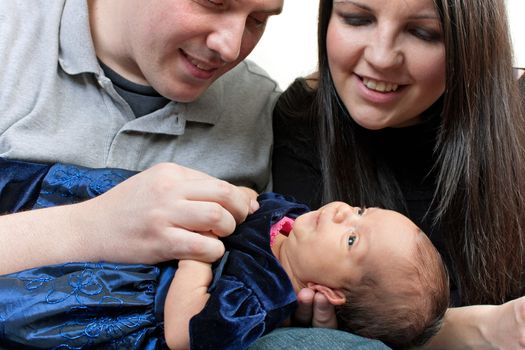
{"left": 479, "top": 296, "right": 525, "bottom": 350}
{"left": 425, "top": 297, "right": 525, "bottom": 349}
{"left": 293, "top": 287, "right": 338, "bottom": 328}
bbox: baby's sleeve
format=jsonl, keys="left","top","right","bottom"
{"left": 188, "top": 250, "right": 296, "bottom": 350}
{"left": 189, "top": 275, "right": 268, "bottom": 350}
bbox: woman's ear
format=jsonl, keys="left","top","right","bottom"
{"left": 307, "top": 282, "right": 346, "bottom": 305}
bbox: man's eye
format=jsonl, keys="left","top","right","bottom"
{"left": 193, "top": 0, "right": 224, "bottom": 8}
{"left": 249, "top": 14, "right": 269, "bottom": 29}
{"left": 348, "top": 235, "right": 357, "bottom": 246}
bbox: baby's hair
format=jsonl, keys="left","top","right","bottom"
{"left": 335, "top": 231, "right": 449, "bottom": 349}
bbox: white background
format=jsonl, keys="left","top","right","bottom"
{"left": 506, "top": 0, "right": 525, "bottom": 69}
{"left": 248, "top": 0, "right": 525, "bottom": 90}
{"left": 247, "top": 0, "right": 319, "bottom": 89}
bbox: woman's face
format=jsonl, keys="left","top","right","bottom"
{"left": 327, "top": 0, "right": 446, "bottom": 129}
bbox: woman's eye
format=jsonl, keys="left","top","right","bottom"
{"left": 408, "top": 27, "right": 442, "bottom": 43}
{"left": 348, "top": 235, "right": 357, "bottom": 246}
{"left": 340, "top": 14, "right": 373, "bottom": 27}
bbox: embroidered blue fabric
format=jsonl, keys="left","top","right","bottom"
{"left": 0, "top": 158, "right": 309, "bottom": 349}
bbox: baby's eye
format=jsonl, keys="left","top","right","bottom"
{"left": 357, "top": 207, "right": 365, "bottom": 216}
{"left": 348, "top": 235, "right": 357, "bottom": 246}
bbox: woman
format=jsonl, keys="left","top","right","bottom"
{"left": 271, "top": 0, "right": 525, "bottom": 348}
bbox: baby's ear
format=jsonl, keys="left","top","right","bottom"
{"left": 306, "top": 282, "right": 346, "bottom": 305}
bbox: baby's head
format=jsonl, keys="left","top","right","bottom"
{"left": 335, "top": 225, "right": 449, "bottom": 348}
{"left": 284, "top": 202, "right": 449, "bottom": 348}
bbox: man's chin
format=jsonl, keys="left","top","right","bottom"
{"left": 161, "top": 84, "right": 210, "bottom": 103}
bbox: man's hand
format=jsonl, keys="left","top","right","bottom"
{"left": 76, "top": 162, "right": 259, "bottom": 264}
{"left": 0, "top": 162, "right": 258, "bottom": 274}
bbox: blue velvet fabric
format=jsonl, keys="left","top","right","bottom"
{"left": 190, "top": 191, "right": 307, "bottom": 350}
{"left": 0, "top": 158, "right": 308, "bottom": 350}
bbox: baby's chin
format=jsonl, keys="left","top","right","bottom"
{"left": 294, "top": 210, "right": 320, "bottom": 231}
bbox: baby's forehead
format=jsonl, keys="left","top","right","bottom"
{"left": 371, "top": 230, "right": 429, "bottom": 273}
{"left": 370, "top": 250, "right": 426, "bottom": 291}
{"left": 382, "top": 232, "right": 438, "bottom": 279}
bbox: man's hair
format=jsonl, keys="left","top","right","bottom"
{"left": 335, "top": 233, "right": 449, "bottom": 349}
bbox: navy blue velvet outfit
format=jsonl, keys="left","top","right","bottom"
{"left": 0, "top": 158, "right": 309, "bottom": 350}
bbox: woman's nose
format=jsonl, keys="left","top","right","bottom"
{"left": 363, "top": 30, "right": 404, "bottom": 70}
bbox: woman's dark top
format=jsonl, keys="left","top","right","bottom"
{"left": 272, "top": 78, "right": 460, "bottom": 305}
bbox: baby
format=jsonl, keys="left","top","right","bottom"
{"left": 166, "top": 193, "right": 449, "bottom": 350}
{"left": 0, "top": 159, "right": 448, "bottom": 350}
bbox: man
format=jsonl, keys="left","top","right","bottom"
{"left": 0, "top": 0, "right": 281, "bottom": 273}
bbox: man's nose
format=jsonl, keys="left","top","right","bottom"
{"left": 207, "top": 15, "right": 245, "bottom": 63}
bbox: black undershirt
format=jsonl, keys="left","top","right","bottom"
{"left": 99, "top": 61, "right": 170, "bottom": 117}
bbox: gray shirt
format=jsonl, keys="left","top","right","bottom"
{"left": 0, "top": 0, "right": 280, "bottom": 191}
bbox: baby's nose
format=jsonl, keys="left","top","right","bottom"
{"left": 333, "top": 203, "right": 354, "bottom": 223}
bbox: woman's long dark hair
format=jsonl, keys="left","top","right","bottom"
{"left": 315, "top": 0, "right": 525, "bottom": 305}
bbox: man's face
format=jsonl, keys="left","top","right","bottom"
{"left": 99, "top": 0, "right": 283, "bottom": 102}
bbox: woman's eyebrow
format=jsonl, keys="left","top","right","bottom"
{"left": 333, "top": 0, "right": 371, "bottom": 11}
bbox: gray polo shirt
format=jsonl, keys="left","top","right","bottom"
{"left": 0, "top": 0, "right": 280, "bottom": 191}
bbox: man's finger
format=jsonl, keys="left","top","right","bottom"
{"left": 165, "top": 228, "right": 226, "bottom": 262}
{"left": 170, "top": 200, "right": 237, "bottom": 237}
{"left": 170, "top": 179, "right": 255, "bottom": 225}
{"left": 238, "top": 186, "right": 260, "bottom": 214}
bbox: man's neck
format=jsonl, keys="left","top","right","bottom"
{"left": 88, "top": 0, "right": 147, "bottom": 85}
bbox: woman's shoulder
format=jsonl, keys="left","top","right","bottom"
{"left": 273, "top": 76, "right": 318, "bottom": 133}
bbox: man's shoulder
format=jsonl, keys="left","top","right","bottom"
{"left": 0, "top": 1, "right": 66, "bottom": 25}
{"left": 218, "top": 60, "right": 282, "bottom": 95}
{"left": 0, "top": 1, "right": 66, "bottom": 58}
{"left": 199, "top": 60, "right": 281, "bottom": 116}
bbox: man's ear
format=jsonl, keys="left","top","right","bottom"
{"left": 307, "top": 282, "right": 346, "bottom": 305}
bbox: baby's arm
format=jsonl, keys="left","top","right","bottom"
{"left": 164, "top": 259, "right": 213, "bottom": 350}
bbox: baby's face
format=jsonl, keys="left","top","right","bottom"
{"left": 286, "top": 202, "right": 422, "bottom": 289}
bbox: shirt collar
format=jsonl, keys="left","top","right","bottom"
{"left": 59, "top": 0, "right": 101, "bottom": 76}
{"left": 58, "top": 0, "right": 221, "bottom": 126}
